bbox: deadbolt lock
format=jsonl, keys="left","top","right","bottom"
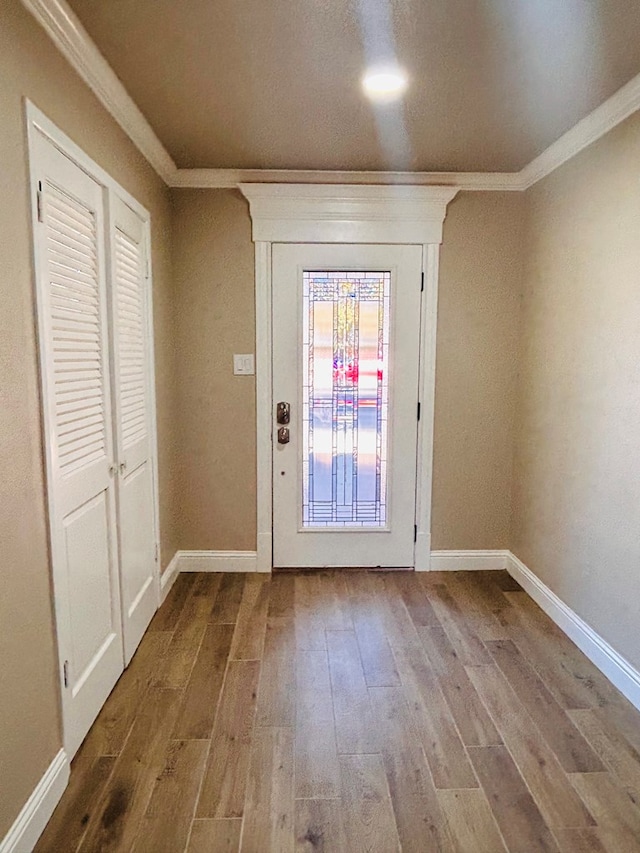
{"left": 277, "top": 401, "right": 290, "bottom": 424}
{"left": 277, "top": 427, "right": 290, "bottom": 444}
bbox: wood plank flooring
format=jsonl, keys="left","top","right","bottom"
{"left": 36, "top": 570, "right": 640, "bottom": 853}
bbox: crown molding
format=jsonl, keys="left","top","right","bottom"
{"left": 21, "top": 0, "right": 640, "bottom": 193}
{"left": 520, "top": 70, "right": 640, "bottom": 189}
{"left": 170, "top": 168, "right": 523, "bottom": 192}
{"left": 21, "top": 0, "right": 175, "bottom": 182}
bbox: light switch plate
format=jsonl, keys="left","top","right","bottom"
{"left": 233, "top": 353, "right": 255, "bottom": 375}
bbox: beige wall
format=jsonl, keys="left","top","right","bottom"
{"left": 513, "top": 111, "right": 640, "bottom": 672}
{"left": 0, "top": 0, "right": 176, "bottom": 837}
{"left": 170, "top": 188, "right": 523, "bottom": 554}
{"left": 6, "top": 0, "right": 640, "bottom": 839}
{"left": 433, "top": 192, "right": 524, "bottom": 549}
{"left": 171, "top": 189, "right": 256, "bottom": 551}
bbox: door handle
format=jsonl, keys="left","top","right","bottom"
{"left": 277, "top": 402, "right": 290, "bottom": 424}
{"left": 277, "top": 427, "right": 290, "bottom": 444}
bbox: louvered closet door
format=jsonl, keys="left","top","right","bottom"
{"left": 33, "top": 133, "right": 124, "bottom": 757}
{"left": 109, "top": 196, "right": 157, "bottom": 663}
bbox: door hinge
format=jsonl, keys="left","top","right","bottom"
{"left": 414, "top": 525, "right": 418, "bottom": 543}
{"left": 154, "top": 543, "right": 159, "bottom": 563}
{"left": 417, "top": 401, "right": 421, "bottom": 421}
{"left": 36, "top": 181, "right": 43, "bottom": 222}
{"left": 145, "top": 253, "right": 150, "bottom": 280}
{"left": 63, "top": 660, "right": 69, "bottom": 688}
{"left": 420, "top": 272, "right": 424, "bottom": 292}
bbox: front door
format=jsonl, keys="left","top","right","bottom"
{"left": 272, "top": 243, "right": 423, "bottom": 568}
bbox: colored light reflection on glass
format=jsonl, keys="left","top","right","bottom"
{"left": 302, "top": 271, "right": 390, "bottom": 527}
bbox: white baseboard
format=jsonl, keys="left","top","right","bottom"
{"left": 171, "top": 547, "right": 509, "bottom": 573}
{"left": 160, "top": 551, "right": 180, "bottom": 602}
{"left": 177, "top": 550, "right": 258, "bottom": 573}
{"left": 0, "top": 749, "right": 69, "bottom": 853}
{"left": 507, "top": 552, "right": 640, "bottom": 713}
{"left": 429, "top": 550, "right": 510, "bottom": 571}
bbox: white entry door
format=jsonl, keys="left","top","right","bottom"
{"left": 272, "top": 243, "right": 423, "bottom": 568}
{"left": 33, "top": 132, "right": 124, "bottom": 756}
{"left": 108, "top": 196, "right": 158, "bottom": 664}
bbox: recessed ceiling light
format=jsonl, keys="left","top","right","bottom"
{"left": 362, "top": 66, "right": 408, "bottom": 102}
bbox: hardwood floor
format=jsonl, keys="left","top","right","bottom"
{"left": 35, "top": 570, "right": 640, "bottom": 852}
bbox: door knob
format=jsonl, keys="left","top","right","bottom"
{"left": 277, "top": 427, "right": 290, "bottom": 444}
{"left": 277, "top": 402, "right": 290, "bottom": 424}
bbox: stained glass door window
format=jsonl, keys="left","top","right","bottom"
{"left": 302, "top": 271, "right": 391, "bottom": 527}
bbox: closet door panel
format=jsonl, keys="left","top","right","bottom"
{"left": 33, "top": 131, "right": 124, "bottom": 757}
{"left": 109, "top": 195, "right": 158, "bottom": 663}
{"left": 64, "top": 493, "right": 114, "bottom": 675}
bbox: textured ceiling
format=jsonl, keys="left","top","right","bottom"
{"left": 66, "top": 0, "right": 640, "bottom": 172}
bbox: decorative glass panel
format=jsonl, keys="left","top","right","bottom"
{"left": 302, "top": 271, "right": 390, "bottom": 527}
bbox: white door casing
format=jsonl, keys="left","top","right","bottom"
{"left": 272, "top": 243, "right": 422, "bottom": 568}
{"left": 31, "top": 130, "right": 125, "bottom": 757}
{"left": 240, "top": 184, "right": 459, "bottom": 572}
{"left": 108, "top": 195, "right": 158, "bottom": 663}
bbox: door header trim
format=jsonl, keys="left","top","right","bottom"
{"left": 239, "top": 183, "right": 459, "bottom": 244}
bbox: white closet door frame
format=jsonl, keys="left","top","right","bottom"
{"left": 26, "top": 101, "right": 162, "bottom": 754}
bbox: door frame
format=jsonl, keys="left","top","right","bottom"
{"left": 240, "top": 184, "right": 458, "bottom": 572}
{"left": 26, "top": 101, "right": 162, "bottom": 754}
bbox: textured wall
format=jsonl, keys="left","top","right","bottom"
{"left": 432, "top": 192, "right": 524, "bottom": 549}
{"left": 171, "top": 189, "right": 257, "bottom": 551}
{"left": 170, "top": 188, "right": 523, "bottom": 554}
{"left": 513, "top": 111, "right": 640, "bottom": 671}
{"left": 0, "top": 0, "right": 175, "bottom": 836}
